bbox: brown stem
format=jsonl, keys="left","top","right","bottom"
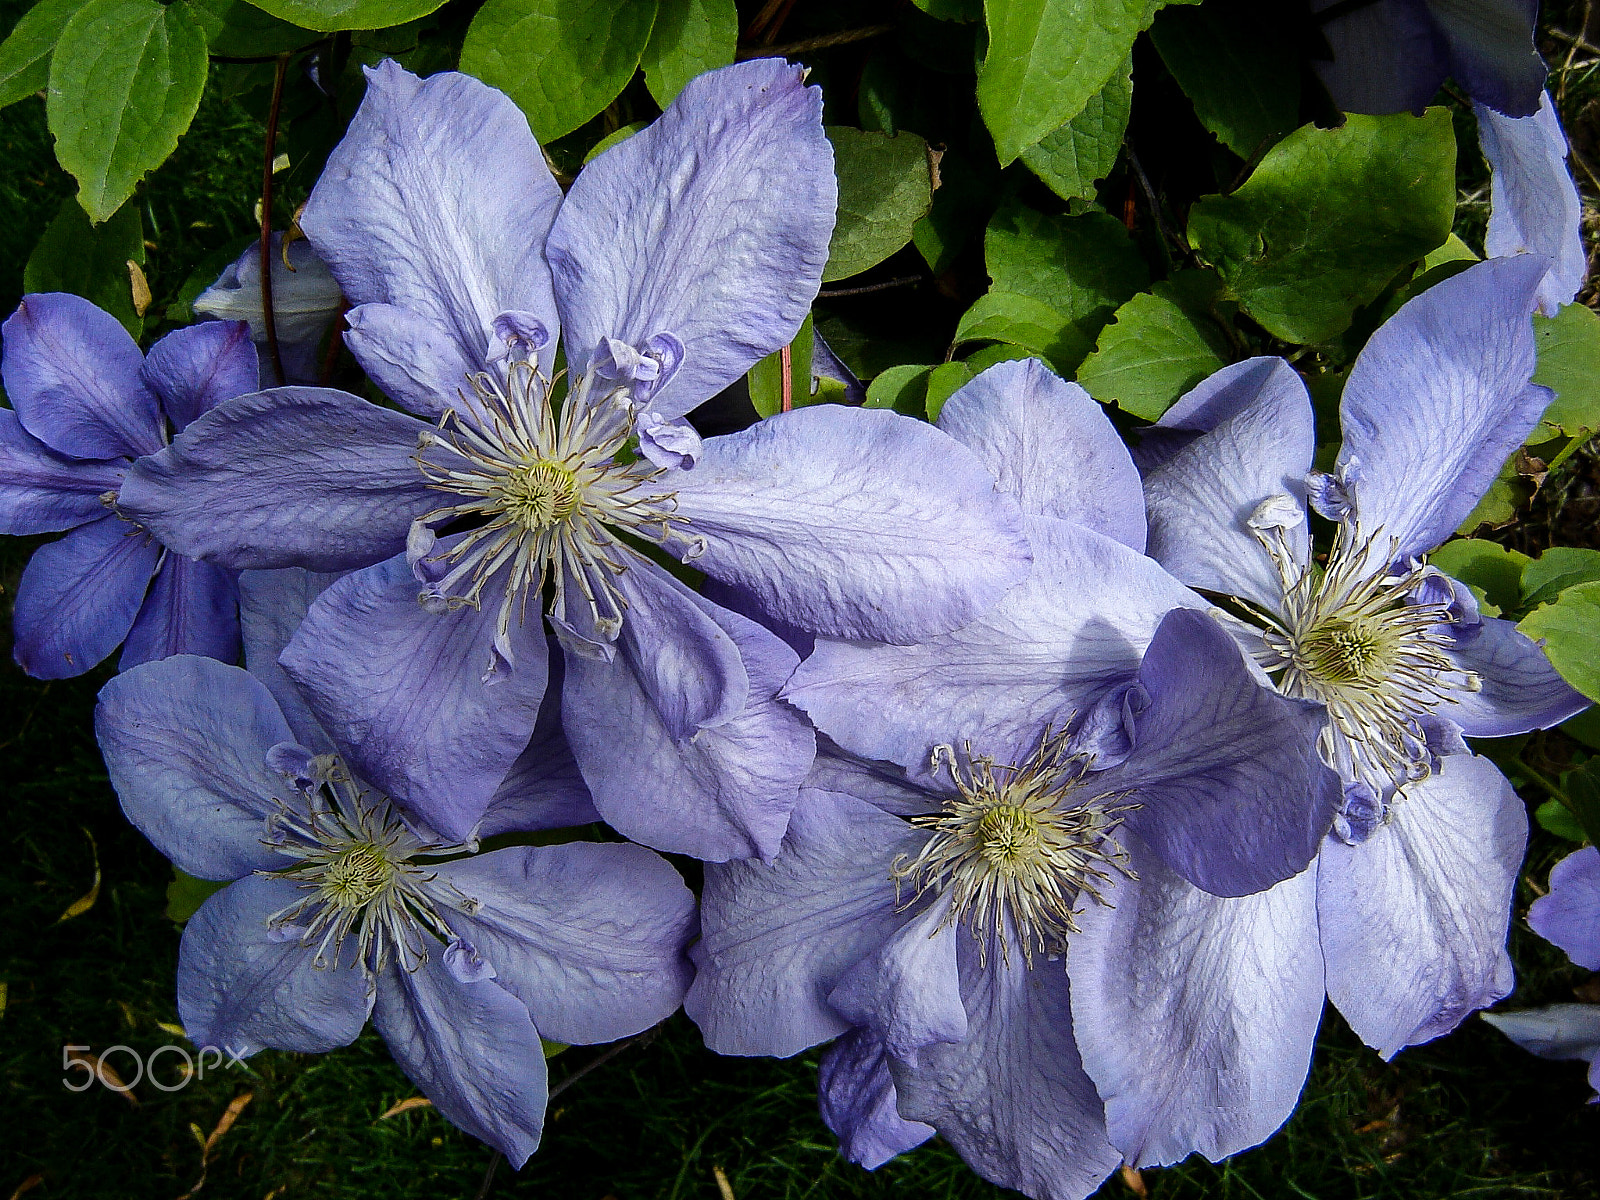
{"left": 780, "top": 342, "right": 793, "bottom": 413}
{"left": 259, "top": 53, "right": 291, "bottom": 387}
{"left": 317, "top": 297, "right": 351, "bottom": 387}
{"left": 738, "top": 24, "right": 895, "bottom": 60}
{"left": 818, "top": 275, "right": 925, "bottom": 299}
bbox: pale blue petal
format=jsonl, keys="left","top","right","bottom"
{"left": 818, "top": 1028, "right": 936, "bottom": 1169}
{"left": 1529, "top": 846, "right": 1600, "bottom": 970}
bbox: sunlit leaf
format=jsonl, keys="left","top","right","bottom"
{"left": 825, "top": 126, "right": 932, "bottom": 282}
{"left": 640, "top": 0, "right": 734, "bottom": 108}
{"left": 1519, "top": 580, "right": 1600, "bottom": 702}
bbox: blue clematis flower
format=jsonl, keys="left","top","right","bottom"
{"left": 1483, "top": 845, "right": 1600, "bottom": 1102}
{"left": 117, "top": 59, "right": 1031, "bottom": 860}
{"left": 0, "top": 295, "right": 250, "bottom": 677}
{"left": 194, "top": 233, "right": 345, "bottom": 385}
{"left": 706, "top": 358, "right": 1345, "bottom": 1191}
{"left": 95, "top": 569, "right": 695, "bottom": 1166}
{"left": 1137, "top": 255, "right": 1589, "bottom": 1062}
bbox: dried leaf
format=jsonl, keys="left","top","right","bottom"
{"left": 1119, "top": 1165, "right": 1148, "bottom": 1198}
{"left": 65, "top": 1046, "right": 138, "bottom": 1105}
{"left": 204, "top": 1091, "right": 254, "bottom": 1154}
{"left": 9, "top": 1174, "right": 43, "bottom": 1200}
{"left": 127, "top": 259, "right": 151, "bottom": 316}
{"left": 713, "top": 1164, "right": 736, "bottom": 1200}
{"left": 378, "top": 1095, "right": 433, "bottom": 1120}
{"left": 157, "top": 1021, "right": 187, "bottom": 1037}
{"left": 55, "top": 827, "right": 100, "bottom": 923}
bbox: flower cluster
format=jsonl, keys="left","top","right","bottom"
{"left": 1, "top": 45, "right": 1591, "bottom": 1195}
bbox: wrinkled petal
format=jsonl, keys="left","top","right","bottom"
{"left": 786, "top": 516, "right": 1203, "bottom": 771}
{"left": 1338, "top": 256, "right": 1552, "bottom": 560}
{"left": 890, "top": 942, "right": 1120, "bottom": 1200}
{"left": 341, "top": 302, "right": 477, "bottom": 418}
{"left": 434, "top": 841, "right": 695, "bottom": 1045}
{"left": 817, "top": 1028, "right": 936, "bottom": 1169}
{"left": 1069, "top": 841, "right": 1323, "bottom": 1167}
{"left": 478, "top": 650, "right": 601, "bottom": 836}
{"left": 301, "top": 61, "right": 561, "bottom": 373}
{"left": 1319, "top": 753, "right": 1527, "bottom": 1059}
{"left": 96, "top": 655, "right": 299, "bottom": 879}
{"left": 828, "top": 899, "right": 966, "bottom": 1067}
{"left": 0, "top": 408, "right": 124, "bottom": 534}
{"left": 1139, "top": 356, "right": 1314, "bottom": 610}
{"left": 238, "top": 567, "right": 343, "bottom": 752}
{"left": 119, "top": 386, "right": 433, "bottom": 571}
{"left": 1437, "top": 614, "right": 1589, "bottom": 736}
{"left": 1529, "top": 846, "right": 1600, "bottom": 970}
{"left": 548, "top": 59, "right": 833, "bottom": 421}
{"left": 686, "top": 790, "right": 921, "bottom": 1057}
{"left": 1478, "top": 92, "right": 1586, "bottom": 315}
{"left": 12, "top": 516, "right": 158, "bottom": 678}
{"left": 562, "top": 575, "right": 813, "bottom": 861}
{"left": 935, "top": 357, "right": 1145, "bottom": 549}
{"left": 372, "top": 948, "right": 548, "bottom": 1167}
{"left": 805, "top": 738, "right": 940, "bottom": 818}
{"left": 279, "top": 554, "right": 550, "bottom": 843}
{"left": 1105, "top": 608, "right": 1340, "bottom": 897}
{"left": 140, "top": 320, "right": 259, "bottom": 432}
{"left": 120, "top": 554, "right": 239, "bottom": 670}
{"left": 178, "top": 874, "right": 372, "bottom": 1056}
{"left": 668, "top": 404, "right": 1030, "bottom": 644}
{"left": 1483, "top": 1003, "right": 1600, "bottom": 1062}
{"left": 1, "top": 292, "right": 161, "bottom": 459}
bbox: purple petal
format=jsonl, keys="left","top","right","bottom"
{"left": 668, "top": 405, "right": 1031, "bottom": 644}
{"left": 1310, "top": 0, "right": 1444, "bottom": 116}
{"left": 12, "top": 516, "right": 158, "bottom": 678}
{"left": 685, "top": 790, "right": 921, "bottom": 1056}
{"left": 300, "top": 61, "right": 562, "bottom": 374}
{"left": 890, "top": 942, "right": 1121, "bottom": 1200}
{"left": 96, "top": 655, "right": 299, "bottom": 879}
{"left": 1437, "top": 614, "right": 1589, "bottom": 736}
{"left": 1069, "top": 842, "right": 1323, "bottom": 1166}
{"left": 936, "top": 357, "right": 1145, "bottom": 549}
{"left": 178, "top": 874, "right": 372, "bottom": 1056}
{"left": 478, "top": 652, "right": 601, "bottom": 836}
{"left": 1338, "top": 256, "right": 1551, "bottom": 560}
{"left": 119, "top": 387, "right": 433, "bottom": 571}
{"left": 1139, "top": 356, "right": 1313, "bottom": 611}
{"left": 238, "top": 568, "right": 344, "bottom": 752}
{"left": 340, "top": 303, "right": 477, "bottom": 418}
{"left": 0, "top": 408, "right": 124, "bottom": 534}
{"left": 433, "top": 841, "right": 695, "bottom": 1045}
{"left": 1478, "top": 93, "right": 1586, "bottom": 316}
{"left": 1434, "top": 0, "right": 1545, "bottom": 118}
{"left": 140, "top": 320, "right": 259, "bottom": 432}
{"left": 561, "top": 575, "right": 814, "bottom": 862}
{"left": 827, "top": 900, "right": 966, "bottom": 1067}
{"left": 1529, "top": 847, "right": 1600, "bottom": 970}
{"left": 279, "top": 554, "right": 550, "bottom": 843}
{"left": 1107, "top": 608, "right": 1340, "bottom": 897}
{"left": 1319, "top": 753, "right": 1527, "bottom": 1059}
{"left": 805, "top": 739, "right": 941, "bottom": 818}
{"left": 786, "top": 516, "right": 1204, "bottom": 771}
{"left": 1, "top": 292, "right": 161, "bottom": 459}
{"left": 818, "top": 1029, "right": 936, "bottom": 1169}
{"left": 548, "top": 59, "right": 834, "bottom": 421}
{"left": 1482, "top": 1003, "right": 1600, "bottom": 1062}
{"left": 119, "top": 554, "right": 240, "bottom": 670}
{"left": 371, "top": 948, "right": 548, "bottom": 1167}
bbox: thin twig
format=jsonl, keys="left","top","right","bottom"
{"left": 780, "top": 342, "right": 793, "bottom": 412}
{"left": 548, "top": 1023, "right": 663, "bottom": 1102}
{"left": 473, "top": 1150, "right": 502, "bottom": 1200}
{"left": 818, "top": 275, "right": 926, "bottom": 299}
{"left": 738, "top": 24, "right": 895, "bottom": 60}
{"left": 259, "top": 53, "right": 291, "bottom": 387}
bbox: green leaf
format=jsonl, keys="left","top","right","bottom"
{"left": 24, "top": 197, "right": 145, "bottom": 336}
{"left": 923, "top": 361, "right": 974, "bottom": 422}
{"left": 952, "top": 290, "right": 1093, "bottom": 375}
{"left": 1187, "top": 109, "right": 1455, "bottom": 345}
{"left": 914, "top": 0, "right": 981, "bottom": 19}
{"left": 1560, "top": 758, "right": 1600, "bottom": 847}
{"left": 1428, "top": 538, "right": 1529, "bottom": 617}
{"left": 461, "top": 0, "right": 659, "bottom": 143}
{"left": 1019, "top": 53, "right": 1131, "bottom": 202}
{"left": 1534, "top": 797, "right": 1588, "bottom": 843}
{"left": 985, "top": 203, "right": 1148, "bottom": 328}
{"left": 0, "top": 0, "right": 89, "bottom": 110}
{"left": 1562, "top": 707, "right": 1600, "bottom": 751}
{"left": 1077, "top": 275, "right": 1231, "bottom": 419}
{"left": 165, "top": 867, "right": 226, "bottom": 923}
{"left": 583, "top": 120, "right": 645, "bottom": 164}
{"left": 824, "top": 127, "right": 932, "bottom": 283}
{"left": 865, "top": 363, "right": 934, "bottom": 415}
{"left": 1520, "top": 547, "right": 1600, "bottom": 611}
{"left": 977, "top": 0, "right": 1150, "bottom": 165}
{"left": 183, "top": 0, "right": 321, "bottom": 56}
{"left": 47, "top": 0, "right": 208, "bottom": 224}
{"left": 1456, "top": 448, "right": 1538, "bottom": 535}
{"left": 640, "top": 0, "right": 734, "bottom": 108}
{"left": 1519, "top": 580, "right": 1600, "bottom": 703}
{"left": 1148, "top": 0, "right": 1298, "bottom": 158}
{"left": 243, "top": 0, "right": 446, "bottom": 32}
{"left": 747, "top": 314, "right": 814, "bottom": 419}
{"left": 1532, "top": 301, "right": 1600, "bottom": 437}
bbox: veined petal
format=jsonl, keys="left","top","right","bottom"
{"left": 478, "top": 652, "right": 601, "bottom": 836}
{"left": 97, "top": 655, "right": 299, "bottom": 879}
{"left": 238, "top": 568, "right": 344, "bottom": 752}
{"left": 936, "top": 357, "right": 1145, "bottom": 549}
{"left": 119, "top": 553, "right": 239, "bottom": 670}
{"left": 1478, "top": 93, "right": 1586, "bottom": 316}
{"left": 371, "top": 948, "right": 548, "bottom": 1168}
{"left": 1436, "top": 614, "right": 1589, "bottom": 737}
{"left": 786, "top": 516, "right": 1203, "bottom": 771}
{"left": 12, "top": 516, "right": 158, "bottom": 678}
{"left": 1338, "top": 256, "right": 1551, "bottom": 561}
{"left": 341, "top": 303, "right": 478, "bottom": 419}
{"left": 827, "top": 899, "right": 966, "bottom": 1067}
{"left": 1, "top": 292, "right": 161, "bottom": 459}
{"left": 548, "top": 58, "right": 834, "bottom": 421}
{"left": 818, "top": 1028, "right": 936, "bottom": 1169}
{"left": 685, "top": 789, "right": 921, "bottom": 1057}
{"left": 140, "top": 320, "right": 259, "bottom": 432}
{"left": 1069, "top": 842, "right": 1323, "bottom": 1167}
{"left": 1528, "top": 846, "right": 1600, "bottom": 970}
{"left": 1319, "top": 753, "right": 1527, "bottom": 1059}
{"left": 119, "top": 387, "right": 433, "bottom": 571}
{"left": 178, "top": 874, "right": 372, "bottom": 1057}
{"left": 0, "top": 408, "right": 124, "bottom": 535}
{"left": 435, "top": 841, "right": 695, "bottom": 1045}
{"left": 300, "top": 61, "right": 561, "bottom": 370}
{"left": 279, "top": 554, "right": 550, "bottom": 844}
{"left": 1309, "top": 0, "right": 1444, "bottom": 115}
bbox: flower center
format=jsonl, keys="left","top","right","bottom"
{"left": 892, "top": 732, "right": 1134, "bottom": 968}
{"left": 320, "top": 842, "right": 398, "bottom": 909}
{"left": 499, "top": 460, "right": 581, "bottom": 531}
{"left": 1298, "top": 615, "right": 1396, "bottom": 687}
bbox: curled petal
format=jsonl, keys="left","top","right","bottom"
{"left": 1528, "top": 846, "right": 1600, "bottom": 970}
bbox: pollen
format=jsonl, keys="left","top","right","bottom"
{"left": 498, "top": 460, "right": 581, "bottom": 531}
{"left": 1298, "top": 616, "right": 1395, "bottom": 687}
{"left": 320, "top": 842, "right": 397, "bottom": 909}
